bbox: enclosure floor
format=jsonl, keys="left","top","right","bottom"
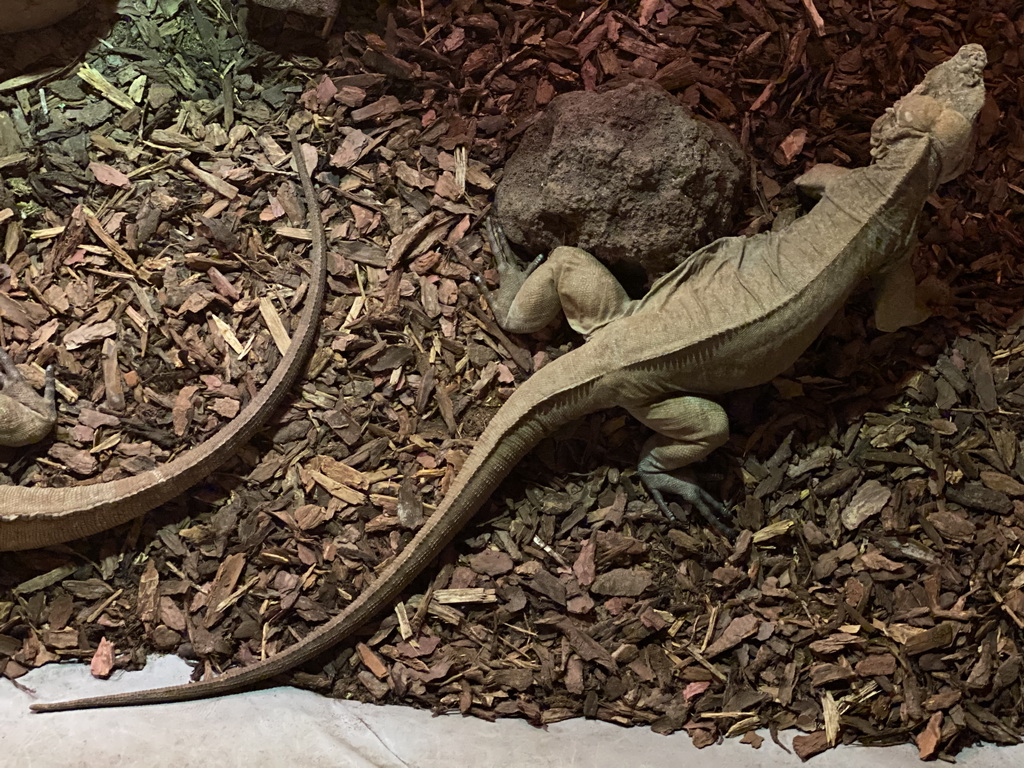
{"left": 1, "top": 658, "right": 1016, "bottom": 768}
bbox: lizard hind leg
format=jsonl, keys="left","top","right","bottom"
{"left": 0, "top": 348, "right": 57, "bottom": 448}
{"left": 481, "top": 218, "right": 635, "bottom": 339}
{"left": 628, "top": 395, "right": 735, "bottom": 536}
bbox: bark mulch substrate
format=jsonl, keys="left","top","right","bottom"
{"left": 1, "top": 0, "right": 1023, "bottom": 761}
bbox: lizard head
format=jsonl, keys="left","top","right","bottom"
{"left": 870, "top": 44, "right": 987, "bottom": 182}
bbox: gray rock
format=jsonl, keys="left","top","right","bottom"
{"left": 495, "top": 80, "right": 747, "bottom": 290}
{"left": 0, "top": 0, "right": 85, "bottom": 33}
{"left": 249, "top": 0, "right": 340, "bottom": 17}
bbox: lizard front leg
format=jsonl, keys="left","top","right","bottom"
{"left": 872, "top": 248, "right": 933, "bottom": 332}
{"left": 628, "top": 395, "right": 735, "bottom": 535}
{"left": 0, "top": 348, "right": 56, "bottom": 447}
{"left": 795, "top": 164, "right": 933, "bottom": 332}
{"left": 793, "top": 163, "right": 851, "bottom": 200}
{"left": 480, "top": 219, "right": 635, "bottom": 339}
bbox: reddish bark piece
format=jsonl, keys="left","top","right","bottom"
{"left": 792, "top": 730, "right": 832, "bottom": 761}
{"left": 90, "top": 637, "right": 116, "bottom": 679}
{"left": 683, "top": 681, "right": 710, "bottom": 701}
{"left": 841, "top": 480, "right": 890, "bottom": 530}
{"left": 980, "top": 470, "right": 1024, "bottom": 496}
{"left": 396, "top": 635, "right": 440, "bottom": 659}
{"left": 704, "top": 614, "right": 759, "bottom": 658}
{"left": 808, "top": 633, "right": 862, "bottom": 654}
{"left": 924, "top": 689, "right": 961, "bottom": 711}
{"left": 137, "top": 559, "right": 160, "bottom": 628}
{"left": 590, "top": 567, "right": 653, "bottom": 597}
{"left": 171, "top": 385, "right": 200, "bottom": 437}
{"left": 356, "top": 643, "right": 388, "bottom": 678}
{"left": 43, "top": 628, "right": 79, "bottom": 649}
{"left": 88, "top": 162, "right": 132, "bottom": 188}
{"left": 741, "top": 731, "right": 764, "bottom": 749}
{"left": 294, "top": 504, "right": 332, "bottom": 531}
{"left": 572, "top": 536, "right": 597, "bottom": 586}
{"left": 903, "top": 623, "right": 957, "bottom": 656}
{"left": 810, "top": 661, "right": 855, "bottom": 686}
{"left": 210, "top": 398, "right": 240, "bottom": 419}
{"left": 550, "top": 617, "right": 616, "bottom": 671}
{"left": 858, "top": 549, "right": 903, "bottom": 572}
{"left": 529, "top": 569, "right": 567, "bottom": 605}
{"left": 159, "top": 597, "right": 187, "bottom": 633}
{"left": 916, "top": 712, "right": 944, "bottom": 760}
{"left": 63, "top": 319, "right": 117, "bottom": 350}
{"left": 566, "top": 594, "right": 595, "bottom": 614}
{"left": 47, "top": 444, "right": 98, "bottom": 476}
{"left": 926, "top": 508, "right": 976, "bottom": 542}
{"left": 469, "top": 549, "right": 514, "bottom": 576}
{"left": 855, "top": 654, "right": 896, "bottom": 677}
{"left": 204, "top": 552, "right": 246, "bottom": 628}
{"left": 683, "top": 722, "right": 718, "bottom": 749}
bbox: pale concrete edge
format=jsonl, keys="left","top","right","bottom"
{"left": 1, "top": 655, "right": 1018, "bottom": 768}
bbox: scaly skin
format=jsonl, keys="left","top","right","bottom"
{"left": 0, "top": 349, "right": 56, "bottom": 448}
{"left": 29, "top": 45, "right": 986, "bottom": 711}
{"left": 0, "top": 130, "right": 327, "bottom": 551}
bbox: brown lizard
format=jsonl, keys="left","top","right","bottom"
{"left": 28, "top": 45, "right": 986, "bottom": 711}
{"left": 0, "top": 129, "right": 327, "bottom": 551}
{"left": 0, "top": 350, "right": 56, "bottom": 448}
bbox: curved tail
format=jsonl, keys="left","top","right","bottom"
{"left": 31, "top": 351, "right": 606, "bottom": 711}
{"left": 0, "top": 132, "right": 326, "bottom": 552}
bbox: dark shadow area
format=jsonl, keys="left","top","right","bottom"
{"left": 246, "top": 0, "right": 386, "bottom": 60}
{"left": 0, "top": 0, "right": 120, "bottom": 85}
{"left": 0, "top": 0, "right": 388, "bottom": 93}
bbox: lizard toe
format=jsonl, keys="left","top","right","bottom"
{"left": 0, "top": 347, "right": 20, "bottom": 380}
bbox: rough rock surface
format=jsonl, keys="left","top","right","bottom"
{"left": 249, "top": 0, "right": 340, "bottom": 17}
{"left": 0, "top": 0, "right": 86, "bottom": 33}
{"left": 495, "top": 80, "right": 747, "bottom": 290}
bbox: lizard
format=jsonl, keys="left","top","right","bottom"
{"left": 0, "top": 128, "right": 327, "bottom": 551}
{"left": 27, "top": 44, "right": 987, "bottom": 711}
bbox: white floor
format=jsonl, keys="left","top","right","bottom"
{"left": 1, "top": 655, "right": 1018, "bottom": 767}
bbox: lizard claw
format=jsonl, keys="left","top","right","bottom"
{"left": 0, "top": 346, "right": 18, "bottom": 377}
{"left": 0, "top": 348, "right": 56, "bottom": 416}
{"left": 638, "top": 470, "right": 736, "bottom": 537}
{"left": 523, "top": 252, "right": 547, "bottom": 277}
{"left": 483, "top": 218, "right": 517, "bottom": 268}
{"left": 483, "top": 218, "right": 547, "bottom": 275}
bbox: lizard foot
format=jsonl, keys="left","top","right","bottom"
{"left": 483, "top": 218, "right": 546, "bottom": 277}
{"left": 638, "top": 470, "right": 736, "bottom": 537}
{"left": 477, "top": 217, "right": 548, "bottom": 326}
{"left": 0, "top": 348, "right": 57, "bottom": 447}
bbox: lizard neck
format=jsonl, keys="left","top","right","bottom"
{"left": 874, "top": 136, "right": 943, "bottom": 188}
{"left": 816, "top": 137, "right": 941, "bottom": 279}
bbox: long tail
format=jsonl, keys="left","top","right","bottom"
{"left": 31, "top": 352, "right": 607, "bottom": 711}
{"left": 0, "top": 131, "right": 326, "bottom": 552}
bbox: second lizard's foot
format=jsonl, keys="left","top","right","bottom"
{"left": 0, "top": 348, "right": 57, "bottom": 447}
